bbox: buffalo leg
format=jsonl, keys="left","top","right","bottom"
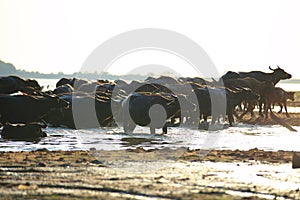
{"left": 264, "top": 100, "right": 273, "bottom": 119}
{"left": 249, "top": 102, "right": 255, "bottom": 117}
{"left": 278, "top": 103, "right": 283, "bottom": 113}
{"left": 162, "top": 125, "right": 168, "bottom": 134}
{"left": 228, "top": 113, "right": 234, "bottom": 126}
{"left": 283, "top": 100, "right": 290, "bottom": 117}
{"left": 123, "top": 121, "right": 136, "bottom": 134}
{"left": 264, "top": 102, "right": 268, "bottom": 119}
{"left": 150, "top": 127, "right": 156, "bottom": 134}
{"left": 259, "top": 98, "right": 264, "bottom": 117}
{"left": 211, "top": 115, "right": 217, "bottom": 125}
{"left": 239, "top": 101, "right": 254, "bottom": 119}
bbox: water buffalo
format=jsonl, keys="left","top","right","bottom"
{"left": 45, "top": 95, "right": 115, "bottom": 129}
{"left": 178, "top": 77, "right": 210, "bottom": 86}
{"left": 120, "top": 92, "right": 190, "bottom": 134}
{"left": 77, "top": 83, "right": 99, "bottom": 93}
{"left": 220, "top": 66, "right": 292, "bottom": 85}
{"left": 53, "top": 84, "right": 74, "bottom": 96}
{"left": 219, "top": 71, "right": 240, "bottom": 82}
{"left": 96, "top": 83, "right": 116, "bottom": 93}
{"left": 0, "top": 76, "right": 42, "bottom": 94}
{"left": 224, "top": 77, "right": 275, "bottom": 118}
{"left": 76, "top": 82, "right": 116, "bottom": 94}
{"left": 194, "top": 87, "right": 259, "bottom": 126}
{"left": 226, "top": 88, "right": 259, "bottom": 125}
{"left": 271, "top": 87, "right": 295, "bottom": 117}
{"left": 56, "top": 78, "right": 90, "bottom": 90}
{"left": 239, "top": 66, "right": 292, "bottom": 85}
{"left": 1, "top": 122, "right": 47, "bottom": 141}
{"left": 56, "top": 78, "right": 73, "bottom": 88}
{"left": 145, "top": 76, "right": 180, "bottom": 85}
{"left": 0, "top": 95, "right": 69, "bottom": 124}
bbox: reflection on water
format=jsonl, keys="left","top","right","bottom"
{"left": 1, "top": 124, "right": 299, "bottom": 152}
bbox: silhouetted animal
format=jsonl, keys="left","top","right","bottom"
{"left": 220, "top": 66, "right": 292, "bottom": 85}
{"left": 271, "top": 87, "right": 295, "bottom": 117}
{"left": 0, "top": 95, "right": 69, "bottom": 124}
{"left": 224, "top": 77, "right": 275, "bottom": 118}
{"left": 0, "top": 76, "right": 42, "bottom": 94}
{"left": 53, "top": 84, "right": 74, "bottom": 96}
{"left": 194, "top": 87, "right": 259, "bottom": 126}
{"left": 56, "top": 78, "right": 90, "bottom": 89}
{"left": 1, "top": 122, "right": 47, "bottom": 141}
{"left": 121, "top": 92, "right": 189, "bottom": 134}
{"left": 45, "top": 95, "right": 115, "bottom": 129}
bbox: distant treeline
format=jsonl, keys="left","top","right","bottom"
{"left": 1, "top": 59, "right": 300, "bottom": 83}
{"left": 0, "top": 59, "right": 147, "bottom": 80}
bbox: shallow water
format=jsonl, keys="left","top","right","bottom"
{"left": 1, "top": 124, "right": 300, "bottom": 152}
{"left": 1, "top": 79, "right": 299, "bottom": 152}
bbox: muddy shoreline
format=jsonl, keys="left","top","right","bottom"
{"left": 1, "top": 148, "right": 300, "bottom": 199}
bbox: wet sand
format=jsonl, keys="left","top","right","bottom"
{"left": 0, "top": 147, "right": 300, "bottom": 199}
{"left": 1, "top": 107, "right": 300, "bottom": 199}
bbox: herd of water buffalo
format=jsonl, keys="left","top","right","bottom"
{"left": 0, "top": 65, "right": 295, "bottom": 140}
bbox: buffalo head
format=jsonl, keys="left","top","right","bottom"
{"left": 269, "top": 65, "right": 292, "bottom": 80}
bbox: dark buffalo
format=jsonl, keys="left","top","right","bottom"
{"left": 178, "top": 77, "right": 210, "bottom": 85}
{"left": 220, "top": 66, "right": 292, "bottom": 85}
{"left": 271, "top": 87, "right": 295, "bottom": 117}
{"left": 114, "top": 79, "right": 128, "bottom": 86}
{"left": 145, "top": 76, "right": 180, "bottom": 85}
{"left": 1, "top": 122, "right": 47, "bottom": 141}
{"left": 124, "top": 80, "right": 143, "bottom": 93}
{"left": 0, "top": 76, "right": 42, "bottom": 94}
{"left": 76, "top": 82, "right": 116, "bottom": 94}
{"left": 96, "top": 83, "right": 116, "bottom": 93}
{"left": 224, "top": 77, "right": 275, "bottom": 118}
{"left": 219, "top": 71, "right": 240, "bottom": 82}
{"left": 121, "top": 92, "right": 190, "bottom": 134}
{"left": 0, "top": 95, "right": 69, "bottom": 124}
{"left": 56, "top": 78, "right": 90, "bottom": 89}
{"left": 45, "top": 95, "right": 115, "bottom": 129}
{"left": 239, "top": 66, "right": 292, "bottom": 85}
{"left": 56, "top": 78, "right": 73, "bottom": 88}
{"left": 194, "top": 87, "right": 259, "bottom": 126}
{"left": 134, "top": 83, "right": 173, "bottom": 94}
{"left": 226, "top": 88, "right": 259, "bottom": 124}
{"left": 53, "top": 84, "right": 74, "bottom": 96}
{"left": 77, "top": 83, "right": 99, "bottom": 93}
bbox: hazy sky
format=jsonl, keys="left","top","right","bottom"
{"left": 1, "top": 0, "right": 300, "bottom": 78}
